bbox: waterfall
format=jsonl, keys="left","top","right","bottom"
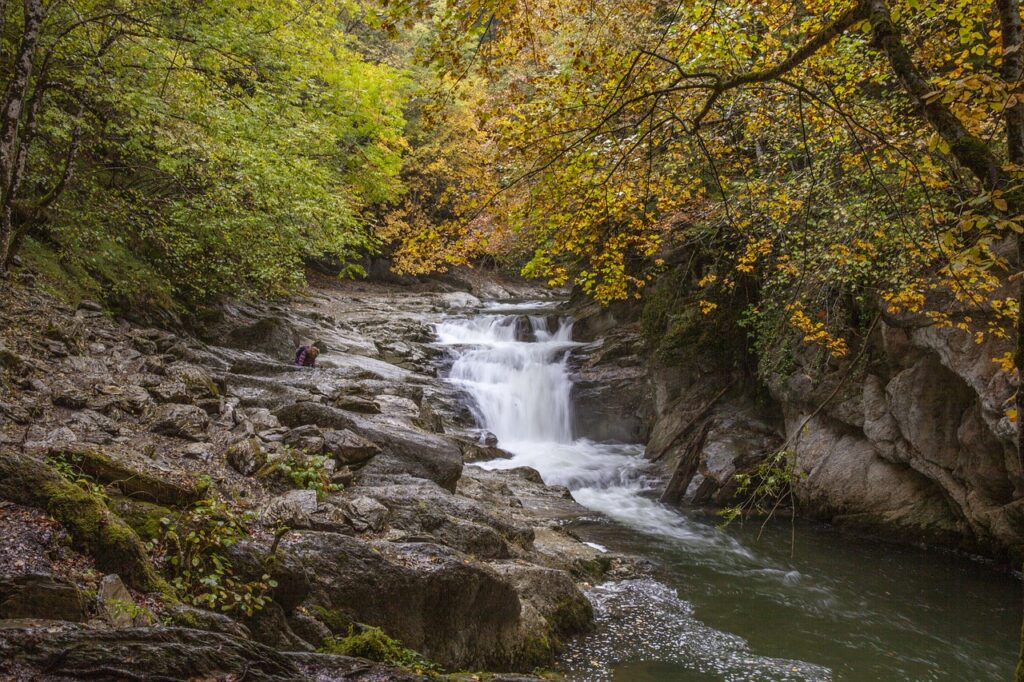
{"left": 436, "top": 312, "right": 575, "bottom": 445}
{"left": 436, "top": 303, "right": 765, "bottom": 559}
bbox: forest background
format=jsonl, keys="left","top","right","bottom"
{"left": 2, "top": 0, "right": 1023, "bottom": 674}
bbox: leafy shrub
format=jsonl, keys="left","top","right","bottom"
{"left": 259, "top": 446, "right": 341, "bottom": 500}
{"left": 148, "top": 498, "right": 275, "bottom": 615}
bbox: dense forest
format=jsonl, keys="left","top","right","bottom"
{"left": 2, "top": 0, "right": 1024, "bottom": 680}
{"left": 4, "top": 0, "right": 1022, "bottom": 394}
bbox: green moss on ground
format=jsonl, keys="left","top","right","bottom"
{"left": 320, "top": 625, "right": 440, "bottom": 675}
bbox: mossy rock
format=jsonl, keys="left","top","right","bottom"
{"left": 49, "top": 444, "right": 208, "bottom": 508}
{"left": 107, "top": 496, "right": 174, "bottom": 542}
{"left": 0, "top": 449, "right": 169, "bottom": 594}
{"left": 308, "top": 605, "right": 355, "bottom": 636}
{"left": 320, "top": 625, "right": 441, "bottom": 675}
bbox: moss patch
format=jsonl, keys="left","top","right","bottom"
{"left": 320, "top": 625, "right": 440, "bottom": 675}
{"left": 308, "top": 605, "right": 354, "bottom": 635}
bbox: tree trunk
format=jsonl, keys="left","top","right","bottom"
{"left": 0, "top": 0, "right": 45, "bottom": 275}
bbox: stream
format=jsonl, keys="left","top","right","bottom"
{"left": 435, "top": 303, "right": 1021, "bottom": 682}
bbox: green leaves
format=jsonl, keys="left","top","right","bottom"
{"left": 15, "top": 0, "right": 414, "bottom": 304}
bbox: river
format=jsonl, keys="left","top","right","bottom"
{"left": 435, "top": 303, "right": 1021, "bottom": 682}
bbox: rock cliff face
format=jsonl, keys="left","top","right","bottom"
{"left": 570, "top": 296, "right": 1024, "bottom": 563}
{"left": 0, "top": 269, "right": 612, "bottom": 680}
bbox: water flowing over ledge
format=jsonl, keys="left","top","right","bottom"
{"left": 435, "top": 302, "right": 1020, "bottom": 682}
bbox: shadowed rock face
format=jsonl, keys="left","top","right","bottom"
{"left": 271, "top": 532, "right": 526, "bottom": 670}
{"left": 570, "top": 288, "right": 1024, "bottom": 562}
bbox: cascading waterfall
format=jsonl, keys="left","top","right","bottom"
{"left": 435, "top": 303, "right": 752, "bottom": 550}
{"left": 435, "top": 302, "right": 1019, "bottom": 682}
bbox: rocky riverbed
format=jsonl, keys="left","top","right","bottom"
{"left": 0, "top": 270, "right": 640, "bottom": 681}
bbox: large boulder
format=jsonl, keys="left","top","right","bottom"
{"left": 226, "top": 317, "right": 301, "bottom": 361}
{"left": 274, "top": 403, "right": 463, "bottom": 491}
{"left": 0, "top": 575, "right": 87, "bottom": 622}
{"left": 323, "top": 429, "right": 381, "bottom": 465}
{"left": 266, "top": 531, "right": 532, "bottom": 670}
{"left": 340, "top": 480, "right": 533, "bottom": 559}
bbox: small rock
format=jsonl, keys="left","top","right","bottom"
{"left": 183, "top": 442, "right": 216, "bottom": 462}
{"left": 0, "top": 341, "right": 27, "bottom": 372}
{"left": 227, "top": 437, "right": 265, "bottom": 476}
{"left": 88, "top": 342, "right": 107, "bottom": 355}
{"left": 339, "top": 496, "right": 390, "bottom": 533}
{"left": 98, "top": 574, "right": 152, "bottom": 628}
{"left": 333, "top": 395, "right": 381, "bottom": 414}
{"left": 52, "top": 385, "right": 89, "bottom": 409}
{"left": 282, "top": 425, "right": 326, "bottom": 455}
{"left": 150, "top": 403, "right": 210, "bottom": 441}
{"left": 261, "top": 489, "right": 318, "bottom": 527}
{"left": 78, "top": 300, "right": 103, "bottom": 312}
{"left": 331, "top": 466, "right": 354, "bottom": 487}
{"left": 237, "top": 407, "right": 281, "bottom": 432}
{"left": 150, "top": 381, "right": 192, "bottom": 404}
{"left": 323, "top": 429, "right": 381, "bottom": 465}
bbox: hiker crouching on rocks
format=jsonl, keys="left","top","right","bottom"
{"left": 295, "top": 344, "right": 320, "bottom": 368}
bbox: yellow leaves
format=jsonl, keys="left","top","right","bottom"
{"left": 787, "top": 304, "right": 849, "bottom": 358}
{"left": 882, "top": 288, "right": 925, "bottom": 315}
{"left": 698, "top": 300, "right": 718, "bottom": 315}
{"left": 735, "top": 238, "right": 772, "bottom": 274}
{"left": 697, "top": 272, "right": 717, "bottom": 288}
{"left": 994, "top": 352, "right": 1016, "bottom": 374}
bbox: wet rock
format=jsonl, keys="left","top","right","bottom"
{"left": 150, "top": 403, "right": 210, "bottom": 441}
{"left": 283, "top": 424, "right": 327, "bottom": 455}
{"left": 0, "top": 575, "right": 87, "bottom": 621}
{"left": 323, "top": 429, "right": 380, "bottom": 466}
{"left": 490, "top": 563, "right": 593, "bottom": 647}
{"left": 227, "top": 437, "right": 266, "bottom": 476}
{"left": 98, "top": 574, "right": 153, "bottom": 628}
{"left": 262, "top": 490, "right": 319, "bottom": 527}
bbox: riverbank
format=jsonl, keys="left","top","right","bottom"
{"left": 0, "top": 270, "right": 640, "bottom": 680}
